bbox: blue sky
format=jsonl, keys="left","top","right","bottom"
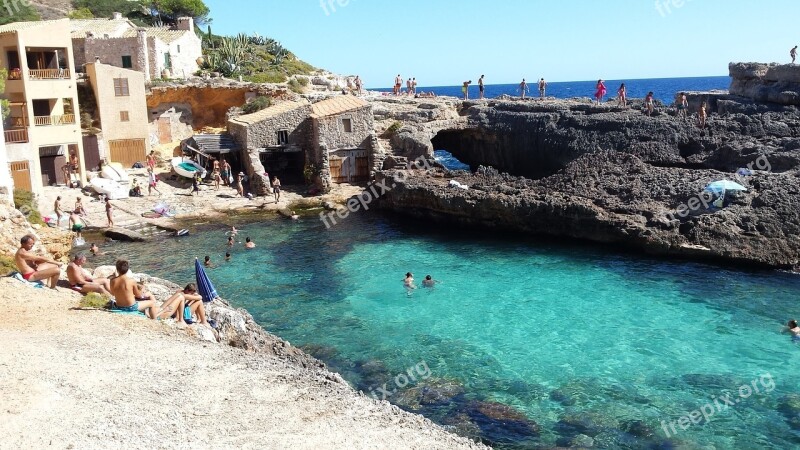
{"left": 205, "top": 0, "right": 799, "bottom": 88}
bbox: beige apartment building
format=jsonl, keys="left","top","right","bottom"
{"left": 85, "top": 61, "right": 149, "bottom": 166}
{"left": 0, "top": 19, "right": 85, "bottom": 197}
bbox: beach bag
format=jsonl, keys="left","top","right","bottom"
{"left": 228, "top": 175, "right": 234, "bottom": 184}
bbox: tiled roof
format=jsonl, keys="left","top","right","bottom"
{"left": 70, "top": 18, "right": 134, "bottom": 38}
{"left": 71, "top": 18, "right": 194, "bottom": 44}
{"left": 122, "top": 27, "right": 190, "bottom": 43}
{"left": 0, "top": 19, "right": 64, "bottom": 34}
{"left": 310, "top": 96, "right": 369, "bottom": 118}
{"left": 231, "top": 101, "right": 309, "bottom": 125}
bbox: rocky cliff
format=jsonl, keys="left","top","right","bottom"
{"left": 729, "top": 62, "right": 800, "bottom": 106}
{"left": 372, "top": 74, "right": 800, "bottom": 269}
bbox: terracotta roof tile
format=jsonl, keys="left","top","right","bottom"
{"left": 310, "top": 96, "right": 369, "bottom": 118}
{"left": 230, "top": 100, "right": 309, "bottom": 125}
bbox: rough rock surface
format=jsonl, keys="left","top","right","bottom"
{"left": 729, "top": 62, "right": 800, "bottom": 106}
{"left": 371, "top": 82, "right": 800, "bottom": 269}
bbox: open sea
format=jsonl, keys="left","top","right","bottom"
{"left": 373, "top": 75, "right": 730, "bottom": 103}
{"left": 96, "top": 210, "right": 800, "bottom": 449}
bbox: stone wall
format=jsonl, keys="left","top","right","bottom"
{"left": 84, "top": 36, "right": 147, "bottom": 76}
{"left": 729, "top": 62, "right": 800, "bottom": 105}
{"left": 148, "top": 103, "right": 194, "bottom": 143}
{"left": 233, "top": 105, "right": 312, "bottom": 150}
{"left": 312, "top": 105, "right": 374, "bottom": 152}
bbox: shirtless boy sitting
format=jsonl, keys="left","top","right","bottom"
{"left": 66, "top": 253, "right": 111, "bottom": 295}
{"left": 108, "top": 259, "right": 158, "bottom": 319}
{"left": 15, "top": 234, "right": 62, "bottom": 289}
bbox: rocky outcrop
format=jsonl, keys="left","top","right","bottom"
{"left": 729, "top": 62, "right": 800, "bottom": 106}
{"left": 374, "top": 151, "right": 800, "bottom": 268}
{"left": 104, "top": 226, "right": 147, "bottom": 242}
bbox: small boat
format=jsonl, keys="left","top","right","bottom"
{"left": 101, "top": 162, "right": 129, "bottom": 183}
{"left": 171, "top": 157, "right": 207, "bottom": 179}
{"left": 90, "top": 177, "right": 129, "bottom": 200}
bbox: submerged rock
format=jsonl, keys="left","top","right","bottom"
{"left": 465, "top": 400, "right": 540, "bottom": 444}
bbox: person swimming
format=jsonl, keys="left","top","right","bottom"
{"left": 403, "top": 272, "right": 416, "bottom": 289}
{"left": 245, "top": 237, "right": 256, "bottom": 249}
{"left": 422, "top": 275, "right": 437, "bottom": 288}
{"left": 784, "top": 319, "right": 800, "bottom": 342}
{"left": 229, "top": 226, "right": 238, "bottom": 236}
{"left": 225, "top": 252, "right": 231, "bottom": 261}
{"left": 227, "top": 236, "right": 234, "bottom": 247}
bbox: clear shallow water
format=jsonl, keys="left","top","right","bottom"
{"left": 374, "top": 76, "right": 730, "bottom": 104}
{"left": 95, "top": 213, "right": 800, "bottom": 448}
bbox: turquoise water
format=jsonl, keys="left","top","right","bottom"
{"left": 94, "top": 213, "right": 800, "bottom": 448}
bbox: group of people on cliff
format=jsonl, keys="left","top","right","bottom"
{"left": 14, "top": 234, "right": 210, "bottom": 326}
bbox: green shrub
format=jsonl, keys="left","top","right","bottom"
{"left": 244, "top": 72, "right": 286, "bottom": 84}
{"left": 13, "top": 189, "right": 44, "bottom": 226}
{"left": 79, "top": 292, "right": 111, "bottom": 309}
{"left": 287, "top": 78, "right": 305, "bottom": 94}
{"left": 385, "top": 121, "right": 403, "bottom": 137}
{"left": 241, "top": 96, "right": 272, "bottom": 115}
{"left": 0, "top": 254, "right": 16, "bottom": 276}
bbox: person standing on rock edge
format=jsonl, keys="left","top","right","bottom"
{"left": 354, "top": 75, "right": 363, "bottom": 95}
{"left": 644, "top": 91, "right": 655, "bottom": 116}
{"left": 698, "top": 101, "right": 708, "bottom": 129}
{"left": 272, "top": 176, "right": 282, "bottom": 203}
{"left": 538, "top": 78, "right": 547, "bottom": 99}
{"left": 411, "top": 78, "right": 417, "bottom": 96}
{"left": 519, "top": 79, "right": 529, "bottom": 99}
{"left": 146, "top": 150, "right": 156, "bottom": 171}
{"left": 394, "top": 74, "right": 402, "bottom": 95}
{"left": 617, "top": 83, "right": 627, "bottom": 107}
{"left": 105, "top": 198, "right": 114, "bottom": 228}
{"left": 54, "top": 196, "right": 63, "bottom": 229}
{"left": 594, "top": 79, "right": 607, "bottom": 104}
{"left": 478, "top": 75, "right": 485, "bottom": 99}
{"left": 676, "top": 92, "right": 688, "bottom": 120}
{"left": 792, "top": 46, "right": 797, "bottom": 64}
{"left": 462, "top": 80, "right": 472, "bottom": 100}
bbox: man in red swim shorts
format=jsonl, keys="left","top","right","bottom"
{"left": 15, "top": 234, "right": 62, "bottom": 289}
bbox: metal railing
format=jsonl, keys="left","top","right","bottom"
{"left": 4, "top": 128, "right": 28, "bottom": 143}
{"left": 33, "top": 114, "right": 75, "bottom": 126}
{"left": 28, "top": 68, "right": 70, "bottom": 79}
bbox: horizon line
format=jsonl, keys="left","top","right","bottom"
{"left": 366, "top": 74, "right": 730, "bottom": 90}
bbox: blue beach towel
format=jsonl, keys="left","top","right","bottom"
{"left": 8, "top": 272, "right": 45, "bottom": 288}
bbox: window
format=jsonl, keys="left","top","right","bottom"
{"left": 164, "top": 53, "right": 172, "bottom": 70}
{"left": 277, "top": 130, "right": 289, "bottom": 145}
{"left": 120, "top": 111, "right": 130, "bottom": 122}
{"left": 177, "top": 45, "right": 181, "bottom": 54}
{"left": 341, "top": 118, "right": 352, "bottom": 133}
{"left": 121, "top": 55, "right": 132, "bottom": 68}
{"left": 113, "top": 78, "right": 129, "bottom": 96}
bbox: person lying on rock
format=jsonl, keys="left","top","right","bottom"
{"left": 157, "top": 283, "right": 208, "bottom": 325}
{"left": 15, "top": 234, "right": 62, "bottom": 289}
{"left": 109, "top": 259, "right": 158, "bottom": 319}
{"left": 67, "top": 253, "right": 111, "bottom": 296}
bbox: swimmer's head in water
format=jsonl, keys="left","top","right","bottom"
{"left": 790, "top": 320, "right": 798, "bottom": 328}
{"left": 204, "top": 255, "right": 210, "bottom": 262}
{"left": 246, "top": 237, "right": 252, "bottom": 243}
{"left": 406, "top": 272, "right": 412, "bottom": 278}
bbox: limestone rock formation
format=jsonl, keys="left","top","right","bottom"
{"left": 729, "top": 62, "right": 800, "bottom": 106}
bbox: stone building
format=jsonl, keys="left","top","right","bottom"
{"left": 0, "top": 19, "right": 86, "bottom": 197}
{"left": 228, "top": 96, "right": 375, "bottom": 194}
{"left": 85, "top": 61, "right": 150, "bottom": 167}
{"left": 70, "top": 13, "right": 202, "bottom": 81}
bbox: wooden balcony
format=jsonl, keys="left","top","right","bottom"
{"left": 28, "top": 68, "right": 70, "bottom": 80}
{"left": 34, "top": 114, "right": 75, "bottom": 126}
{"left": 4, "top": 128, "right": 28, "bottom": 143}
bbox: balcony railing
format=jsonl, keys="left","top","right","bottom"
{"left": 34, "top": 114, "right": 75, "bottom": 126}
{"left": 4, "top": 128, "right": 28, "bottom": 143}
{"left": 29, "top": 68, "right": 70, "bottom": 80}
